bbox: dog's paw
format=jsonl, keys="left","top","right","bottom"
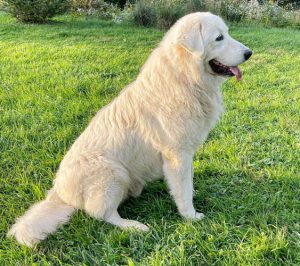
{"left": 195, "top": 212, "right": 205, "bottom": 220}
{"left": 136, "top": 223, "right": 150, "bottom": 232}
{"left": 182, "top": 211, "right": 205, "bottom": 221}
{"left": 121, "top": 220, "right": 149, "bottom": 232}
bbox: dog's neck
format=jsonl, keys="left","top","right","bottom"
{"left": 199, "top": 64, "right": 227, "bottom": 92}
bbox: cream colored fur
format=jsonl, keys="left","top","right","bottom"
{"left": 8, "top": 12, "right": 251, "bottom": 247}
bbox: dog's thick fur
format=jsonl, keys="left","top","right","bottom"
{"left": 8, "top": 12, "right": 251, "bottom": 247}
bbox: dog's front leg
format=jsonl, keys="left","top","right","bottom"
{"left": 163, "top": 152, "right": 204, "bottom": 220}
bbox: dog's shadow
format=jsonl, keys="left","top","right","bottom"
{"left": 38, "top": 167, "right": 299, "bottom": 263}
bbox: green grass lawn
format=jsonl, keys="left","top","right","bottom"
{"left": 0, "top": 12, "right": 300, "bottom": 265}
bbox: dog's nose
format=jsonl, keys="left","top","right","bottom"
{"left": 244, "top": 50, "right": 252, "bottom": 61}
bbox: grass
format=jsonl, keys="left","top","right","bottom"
{"left": 0, "top": 11, "right": 300, "bottom": 265}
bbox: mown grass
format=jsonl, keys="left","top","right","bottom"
{"left": 0, "top": 12, "right": 299, "bottom": 265}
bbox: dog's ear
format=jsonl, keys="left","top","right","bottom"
{"left": 177, "top": 24, "right": 204, "bottom": 59}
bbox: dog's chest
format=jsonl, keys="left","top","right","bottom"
{"left": 183, "top": 89, "right": 224, "bottom": 148}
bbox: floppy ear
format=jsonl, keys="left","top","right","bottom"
{"left": 177, "top": 24, "right": 204, "bottom": 59}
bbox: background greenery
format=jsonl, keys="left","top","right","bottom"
{"left": 1, "top": 0, "right": 300, "bottom": 28}
{"left": 130, "top": 0, "right": 300, "bottom": 29}
{"left": 68, "top": 0, "right": 300, "bottom": 29}
{"left": 1, "top": 0, "right": 70, "bottom": 23}
{"left": 0, "top": 11, "right": 299, "bottom": 265}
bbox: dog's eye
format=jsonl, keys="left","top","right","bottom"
{"left": 215, "top": 35, "right": 224, "bottom": 41}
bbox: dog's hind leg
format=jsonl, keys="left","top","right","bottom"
{"left": 83, "top": 167, "right": 149, "bottom": 232}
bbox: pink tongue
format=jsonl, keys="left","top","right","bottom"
{"left": 229, "top": 66, "right": 242, "bottom": 81}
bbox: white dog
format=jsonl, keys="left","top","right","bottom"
{"left": 8, "top": 12, "right": 252, "bottom": 247}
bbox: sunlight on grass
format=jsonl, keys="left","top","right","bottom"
{"left": 0, "top": 12, "right": 299, "bottom": 265}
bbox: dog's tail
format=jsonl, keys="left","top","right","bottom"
{"left": 7, "top": 188, "right": 75, "bottom": 247}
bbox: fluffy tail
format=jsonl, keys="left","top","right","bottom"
{"left": 7, "top": 189, "right": 75, "bottom": 247}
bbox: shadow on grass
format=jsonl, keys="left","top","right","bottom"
{"left": 26, "top": 167, "right": 300, "bottom": 263}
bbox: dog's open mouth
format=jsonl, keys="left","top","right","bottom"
{"left": 209, "top": 59, "right": 242, "bottom": 81}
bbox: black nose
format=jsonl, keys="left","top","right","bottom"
{"left": 244, "top": 50, "right": 252, "bottom": 61}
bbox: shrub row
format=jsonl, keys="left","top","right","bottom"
{"left": 1, "top": 0, "right": 299, "bottom": 28}
{"left": 131, "top": 0, "right": 300, "bottom": 29}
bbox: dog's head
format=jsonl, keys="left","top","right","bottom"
{"left": 166, "top": 12, "right": 252, "bottom": 81}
